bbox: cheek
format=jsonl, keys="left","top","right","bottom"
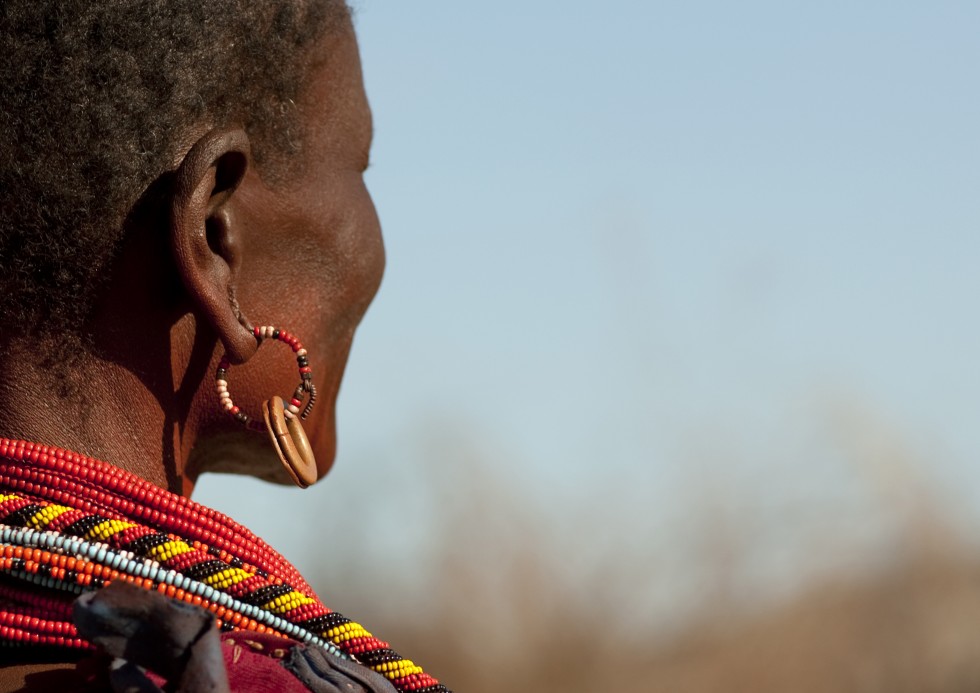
{"left": 233, "top": 177, "right": 383, "bottom": 478}
{"left": 320, "top": 176, "right": 385, "bottom": 314}
{"left": 298, "top": 178, "right": 384, "bottom": 345}
{"left": 331, "top": 181, "right": 385, "bottom": 327}
{"left": 238, "top": 177, "right": 382, "bottom": 335}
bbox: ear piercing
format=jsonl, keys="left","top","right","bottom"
{"left": 215, "top": 326, "right": 318, "bottom": 488}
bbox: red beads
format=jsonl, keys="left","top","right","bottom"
{"left": 0, "top": 440, "right": 310, "bottom": 593}
{"left": 217, "top": 325, "right": 317, "bottom": 428}
{"left": 0, "top": 438, "right": 451, "bottom": 693}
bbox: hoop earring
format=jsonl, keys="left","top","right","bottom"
{"left": 215, "top": 326, "right": 318, "bottom": 488}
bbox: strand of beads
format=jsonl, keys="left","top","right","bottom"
{"left": 0, "top": 527, "right": 336, "bottom": 652}
{"left": 0, "top": 440, "right": 309, "bottom": 593}
{"left": 215, "top": 325, "right": 315, "bottom": 431}
{"left": 0, "top": 441, "right": 453, "bottom": 693}
{"left": 0, "top": 506, "right": 450, "bottom": 690}
{"left": 0, "top": 581, "right": 74, "bottom": 621}
{"left": 0, "top": 492, "right": 320, "bottom": 627}
{"left": 0, "top": 462, "right": 305, "bottom": 594}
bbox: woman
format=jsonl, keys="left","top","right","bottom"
{"left": 0, "top": 2, "right": 447, "bottom": 691}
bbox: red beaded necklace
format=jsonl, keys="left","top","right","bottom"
{"left": 0, "top": 438, "right": 449, "bottom": 693}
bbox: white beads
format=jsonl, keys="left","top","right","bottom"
{"left": 216, "top": 379, "right": 233, "bottom": 410}
{"left": 0, "top": 523, "right": 347, "bottom": 661}
{"left": 218, "top": 325, "right": 314, "bottom": 429}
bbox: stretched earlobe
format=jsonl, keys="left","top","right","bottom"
{"left": 170, "top": 128, "right": 257, "bottom": 364}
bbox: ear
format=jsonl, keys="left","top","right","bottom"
{"left": 170, "top": 128, "right": 258, "bottom": 364}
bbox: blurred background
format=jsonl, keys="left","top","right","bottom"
{"left": 197, "top": 2, "right": 980, "bottom": 691}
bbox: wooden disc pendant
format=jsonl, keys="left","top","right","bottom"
{"left": 261, "top": 396, "right": 318, "bottom": 488}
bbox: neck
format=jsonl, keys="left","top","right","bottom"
{"left": 0, "top": 337, "right": 184, "bottom": 493}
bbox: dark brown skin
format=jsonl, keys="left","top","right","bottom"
{"left": 0, "top": 23, "right": 382, "bottom": 690}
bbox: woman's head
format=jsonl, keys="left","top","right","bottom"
{"left": 0, "top": 0, "right": 350, "bottom": 333}
{"left": 0, "top": 1, "right": 383, "bottom": 489}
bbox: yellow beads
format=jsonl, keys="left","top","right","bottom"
{"left": 326, "top": 621, "right": 372, "bottom": 642}
{"left": 204, "top": 567, "right": 253, "bottom": 590}
{"left": 373, "top": 660, "right": 424, "bottom": 680}
{"left": 148, "top": 540, "right": 193, "bottom": 563}
{"left": 26, "top": 504, "right": 72, "bottom": 529}
{"left": 85, "top": 519, "right": 136, "bottom": 542}
{"left": 263, "top": 591, "right": 315, "bottom": 613}
{"left": 0, "top": 484, "right": 450, "bottom": 691}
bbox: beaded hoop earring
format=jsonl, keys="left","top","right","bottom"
{"left": 215, "top": 326, "right": 318, "bottom": 488}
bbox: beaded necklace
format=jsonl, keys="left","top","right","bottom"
{"left": 0, "top": 438, "right": 449, "bottom": 693}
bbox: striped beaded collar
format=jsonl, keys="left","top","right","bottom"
{"left": 0, "top": 438, "right": 449, "bottom": 693}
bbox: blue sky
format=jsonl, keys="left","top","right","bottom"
{"left": 197, "top": 1, "right": 980, "bottom": 622}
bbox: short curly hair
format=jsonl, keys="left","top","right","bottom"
{"left": 0, "top": 1, "right": 349, "bottom": 339}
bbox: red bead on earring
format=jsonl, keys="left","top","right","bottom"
{"left": 215, "top": 326, "right": 318, "bottom": 488}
